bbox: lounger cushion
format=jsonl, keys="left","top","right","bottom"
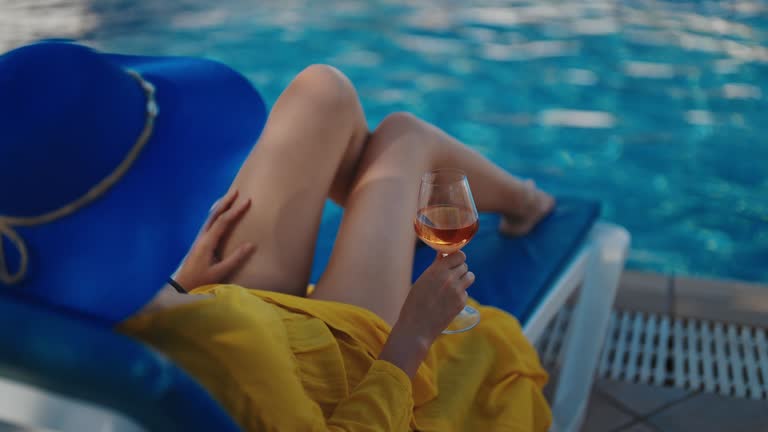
{"left": 311, "top": 197, "right": 600, "bottom": 325}
{"left": 0, "top": 296, "right": 241, "bottom": 432}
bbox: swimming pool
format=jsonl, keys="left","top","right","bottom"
{"left": 2, "top": 0, "right": 767, "bottom": 282}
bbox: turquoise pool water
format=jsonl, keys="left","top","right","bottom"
{"left": 2, "top": 0, "right": 767, "bottom": 282}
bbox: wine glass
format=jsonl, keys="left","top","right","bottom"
{"left": 413, "top": 168, "right": 480, "bottom": 334}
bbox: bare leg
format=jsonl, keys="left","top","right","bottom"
{"left": 220, "top": 65, "right": 552, "bottom": 314}
{"left": 221, "top": 65, "right": 370, "bottom": 296}
{"left": 377, "top": 113, "right": 554, "bottom": 226}
{"left": 313, "top": 113, "right": 553, "bottom": 325}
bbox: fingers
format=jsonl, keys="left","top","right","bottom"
{"left": 451, "top": 262, "right": 469, "bottom": 279}
{"left": 431, "top": 250, "right": 473, "bottom": 290}
{"left": 206, "top": 197, "right": 252, "bottom": 246}
{"left": 449, "top": 261, "right": 474, "bottom": 301}
{"left": 459, "top": 271, "right": 475, "bottom": 290}
{"left": 458, "top": 290, "right": 469, "bottom": 311}
{"left": 211, "top": 243, "right": 256, "bottom": 280}
{"left": 204, "top": 189, "right": 239, "bottom": 232}
{"left": 438, "top": 250, "right": 466, "bottom": 268}
{"left": 450, "top": 269, "right": 474, "bottom": 291}
{"left": 445, "top": 270, "right": 474, "bottom": 316}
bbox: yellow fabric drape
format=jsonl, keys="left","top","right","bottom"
{"left": 119, "top": 285, "right": 551, "bottom": 431}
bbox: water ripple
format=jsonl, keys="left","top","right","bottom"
{"left": 1, "top": 0, "right": 767, "bottom": 282}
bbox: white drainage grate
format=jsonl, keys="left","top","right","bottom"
{"left": 536, "top": 308, "right": 768, "bottom": 400}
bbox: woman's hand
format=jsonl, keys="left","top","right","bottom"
{"left": 398, "top": 251, "right": 475, "bottom": 342}
{"left": 173, "top": 189, "right": 256, "bottom": 292}
{"left": 379, "top": 251, "right": 475, "bottom": 377}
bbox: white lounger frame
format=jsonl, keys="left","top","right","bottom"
{"left": 525, "top": 222, "right": 630, "bottom": 432}
{"left": 0, "top": 222, "right": 629, "bottom": 432}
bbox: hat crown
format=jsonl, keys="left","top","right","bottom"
{"left": 0, "top": 42, "right": 146, "bottom": 218}
{"left": 0, "top": 41, "right": 267, "bottom": 324}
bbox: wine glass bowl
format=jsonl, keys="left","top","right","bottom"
{"left": 414, "top": 169, "right": 480, "bottom": 334}
{"left": 415, "top": 205, "right": 479, "bottom": 254}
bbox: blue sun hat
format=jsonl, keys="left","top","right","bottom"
{"left": 0, "top": 41, "right": 267, "bottom": 324}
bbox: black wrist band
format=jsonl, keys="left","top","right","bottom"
{"left": 167, "top": 277, "right": 187, "bottom": 293}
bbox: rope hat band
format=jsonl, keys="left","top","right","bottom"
{"left": 0, "top": 70, "right": 158, "bottom": 285}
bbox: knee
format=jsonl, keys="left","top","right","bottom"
{"left": 373, "top": 111, "right": 431, "bottom": 145}
{"left": 291, "top": 64, "right": 358, "bottom": 112}
{"left": 367, "top": 111, "right": 433, "bottom": 160}
{"left": 376, "top": 111, "right": 422, "bottom": 133}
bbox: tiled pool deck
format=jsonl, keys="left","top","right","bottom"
{"left": 569, "top": 271, "right": 768, "bottom": 432}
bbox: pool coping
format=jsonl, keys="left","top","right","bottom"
{"left": 615, "top": 270, "right": 768, "bottom": 328}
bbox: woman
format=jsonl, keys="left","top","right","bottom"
{"left": 124, "top": 64, "right": 554, "bottom": 431}
{"left": 1, "top": 42, "right": 553, "bottom": 431}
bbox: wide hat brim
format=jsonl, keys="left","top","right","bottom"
{"left": 0, "top": 42, "right": 267, "bottom": 324}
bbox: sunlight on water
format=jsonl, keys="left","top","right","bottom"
{"left": 539, "top": 110, "right": 617, "bottom": 129}
{"left": 1, "top": 0, "right": 767, "bottom": 282}
{"left": 0, "top": 0, "right": 95, "bottom": 51}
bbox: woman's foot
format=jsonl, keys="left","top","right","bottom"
{"left": 498, "top": 180, "right": 555, "bottom": 236}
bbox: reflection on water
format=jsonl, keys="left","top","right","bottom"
{"left": 1, "top": 0, "right": 767, "bottom": 282}
{"left": 539, "top": 109, "right": 616, "bottom": 129}
{"left": 0, "top": 0, "right": 95, "bottom": 50}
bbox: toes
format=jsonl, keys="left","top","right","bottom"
{"left": 498, "top": 217, "right": 531, "bottom": 236}
{"left": 539, "top": 191, "right": 556, "bottom": 213}
{"left": 498, "top": 183, "right": 556, "bottom": 237}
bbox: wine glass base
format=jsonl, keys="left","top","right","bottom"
{"left": 442, "top": 305, "right": 480, "bottom": 334}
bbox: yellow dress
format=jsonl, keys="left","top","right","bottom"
{"left": 119, "top": 284, "right": 551, "bottom": 431}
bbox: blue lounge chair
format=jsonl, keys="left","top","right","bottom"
{"left": 0, "top": 97, "right": 629, "bottom": 432}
